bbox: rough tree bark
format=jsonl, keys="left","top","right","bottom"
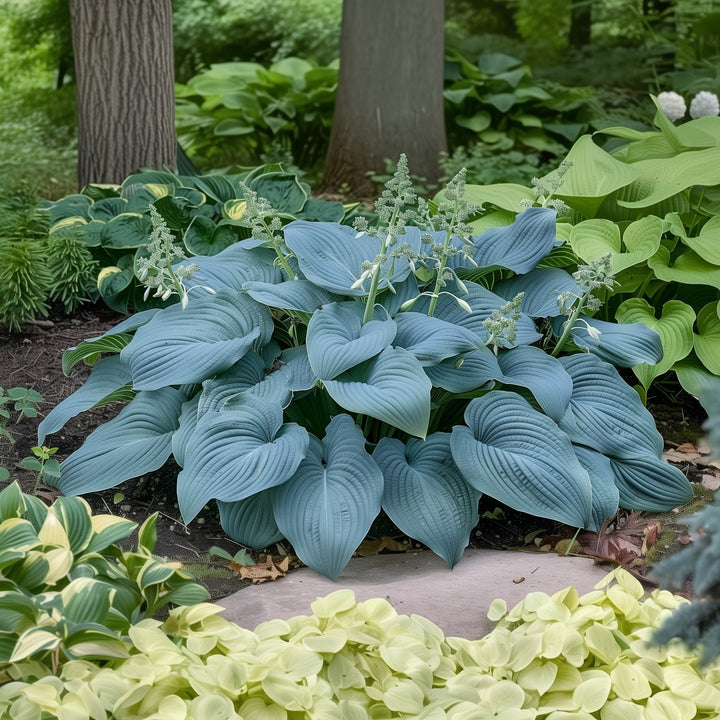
{"left": 322, "top": 0, "right": 447, "bottom": 197}
{"left": 70, "top": 0, "right": 176, "bottom": 188}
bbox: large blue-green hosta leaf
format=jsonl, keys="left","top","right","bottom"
{"left": 38, "top": 356, "right": 133, "bottom": 445}
{"left": 242, "top": 279, "right": 337, "bottom": 312}
{"left": 494, "top": 268, "right": 580, "bottom": 318}
{"left": 53, "top": 389, "right": 185, "bottom": 495}
{"left": 472, "top": 207, "right": 558, "bottom": 273}
{"left": 172, "top": 396, "right": 200, "bottom": 468}
{"left": 218, "top": 492, "right": 284, "bottom": 549}
{"left": 374, "top": 433, "right": 480, "bottom": 568}
{"left": 280, "top": 345, "right": 318, "bottom": 392}
{"left": 558, "top": 354, "right": 664, "bottom": 459}
{"left": 177, "top": 396, "right": 309, "bottom": 521}
{"left": 424, "top": 348, "right": 501, "bottom": 393}
{"left": 122, "top": 290, "right": 273, "bottom": 390}
{"left": 306, "top": 302, "right": 397, "bottom": 380}
{"left": 572, "top": 445, "right": 620, "bottom": 532}
{"left": 272, "top": 415, "right": 383, "bottom": 579}
{"left": 610, "top": 456, "right": 693, "bottom": 511}
{"left": 323, "top": 347, "right": 431, "bottom": 438}
{"left": 393, "top": 312, "right": 480, "bottom": 366}
{"left": 450, "top": 392, "right": 593, "bottom": 528}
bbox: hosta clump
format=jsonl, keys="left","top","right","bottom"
{"left": 40, "top": 160, "right": 692, "bottom": 579}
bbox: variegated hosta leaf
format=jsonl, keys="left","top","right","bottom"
{"left": 392, "top": 312, "right": 480, "bottom": 366}
{"left": 38, "top": 355, "right": 133, "bottom": 445}
{"left": 572, "top": 445, "right": 620, "bottom": 532}
{"left": 450, "top": 391, "right": 593, "bottom": 528}
{"left": 306, "top": 301, "right": 396, "bottom": 380}
{"left": 424, "top": 347, "right": 501, "bottom": 393}
{"left": 272, "top": 415, "right": 383, "bottom": 579}
{"left": 609, "top": 456, "right": 693, "bottom": 511}
{"left": 323, "top": 347, "right": 431, "bottom": 438}
{"left": 54, "top": 388, "right": 185, "bottom": 496}
{"left": 121, "top": 289, "right": 273, "bottom": 390}
{"left": 177, "top": 395, "right": 309, "bottom": 522}
{"left": 557, "top": 354, "right": 664, "bottom": 460}
{"left": 374, "top": 433, "right": 480, "bottom": 568}
{"left": 218, "top": 492, "right": 284, "bottom": 549}
{"left": 493, "top": 267, "right": 580, "bottom": 318}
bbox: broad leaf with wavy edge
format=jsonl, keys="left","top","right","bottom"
{"left": 177, "top": 395, "right": 309, "bottom": 521}
{"left": 572, "top": 445, "right": 620, "bottom": 532}
{"left": 218, "top": 492, "right": 284, "bottom": 549}
{"left": 393, "top": 312, "right": 480, "bottom": 366}
{"left": 694, "top": 302, "right": 720, "bottom": 375}
{"left": 610, "top": 456, "right": 693, "bottom": 511}
{"left": 307, "top": 302, "right": 397, "bottom": 380}
{"left": 38, "top": 356, "right": 133, "bottom": 445}
{"left": 272, "top": 415, "right": 383, "bottom": 579}
{"left": 53, "top": 388, "right": 185, "bottom": 495}
{"left": 374, "top": 433, "right": 480, "bottom": 568}
{"left": 280, "top": 345, "right": 317, "bottom": 392}
{"left": 450, "top": 391, "right": 593, "bottom": 528}
{"left": 323, "top": 347, "right": 431, "bottom": 438}
{"left": 494, "top": 267, "right": 580, "bottom": 318}
{"left": 472, "top": 207, "right": 559, "bottom": 273}
{"left": 171, "top": 396, "right": 200, "bottom": 468}
{"left": 648, "top": 245, "right": 720, "bottom": 291}
{"left": 424, "top": 347, "right": 501, "bottom": 393}
{"left": 121, "top": 289, "right": 273, "bottom": 390}
{"left": 243, "top": 279, "right": 337, "bottom": 312}
{"left": 558, "top": 354, "right": 664, "bottom": 459}
{"left": 616, "top": 298, "right": 695, "bottom": 389}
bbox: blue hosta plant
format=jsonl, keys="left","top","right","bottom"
{"left": 40, "top": 158, "right": 693, "bottom": 579}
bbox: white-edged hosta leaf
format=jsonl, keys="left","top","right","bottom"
{"left": 49, "top": 497, "right": 94, "bottom": 555}
{"left": 616, "top": 298, "right": 695, "bottom": 389}
{"left": 177, "top": 395, "right": 309, "bottom": 521}
{"left": 171, "top": 395, "right": 200, "bottom": 468}
{"left": 323, "top": 347, "right": 431, "bottom": 438}
{"left": 272, "top": 415, "right": 383, "bottom": 579}
{"left": 38, "top": 356, "right": 133, "bottom": 445}
{"left": 218, "top": 491, "right": 284, "bottom": 549}
{"left": 610, "top": 456, "right": 693, "bottom": 511}
{"left": 494, "top": 268, "right": 580, "bottom": 318}
{"left": 307, "top": 302, "right": 397, "bottom": 380}
{"left": 472, "top": 207, "right": 558, "bottom": 273}
{"left": 122, "top": 289, "right": 273, "bottom": 390}
{"left": 54, "top": 388, "right": 184, "bottom": 495}
{"left": 496, "top": 346, "right": 572, "bottom": 422}
{"left": 557, "top": 354, "right": 663, "bottom": 459}
{"left": 450, "top": 391, "right": 593, "bottom": 528}
{"left": 243, "top": 279, "right": 337, "bottom": 312}
{"left": 572, "top": 445, "right": 620, "bottom": 532}
{"left": 694, "top": 301, "right": 720, "bottom": 375}
{"left": 424, "top": 347, "right": 501, "bottom": 393}
{"left": 393, "top": 312, "right": 480, "bottom": 366}
{"left": 374, "top": 433, "right": 480, "bottom": 568}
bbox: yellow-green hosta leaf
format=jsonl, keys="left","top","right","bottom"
{"left": 516, "top": 660, "right": 558, "bottom": 695}
{"left": 327, "top": 651, "right": 366, "bottom": 691}
{"left": 382, "top": 678, "right": 425, "bottom": 714}
{"left": 262, "top": 668, "right": 314, "bottom": 711}
{"left": 610, "top": 661, "right": 652, "bottom": 701}
{"left": 664, "top": 664, "right": 720, "bottom": 711}
{"left": 694, "top": 301, "right": 720, "bottom": 375}
{"left": 648, "top": 245, "right": 720, "bottom": 290}
{"left": 645, "top": 691, "right": 697, "bottom": 720}
{"left": 238, "top": 697, "right": 288, "bottom": 720}
{"left": 569, "top": 219, "right": 620, "bottom": 262}
{"left": 675, "top": 215, "right": 720, "bottom": 265}
{"left": 487, "top": 598, "right": 507, "bottom": 622}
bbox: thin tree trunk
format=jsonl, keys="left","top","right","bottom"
{"left": 569, "top": 0, "right": 592, "bottom": 48}
{"left": 322, "top": 0, "right": 447, "bottom": 197}
{"left": 70, "top": 0, "right": 176, "bottom": 188}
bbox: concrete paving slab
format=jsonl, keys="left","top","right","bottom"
{"left": 218, "top": 549, "right": 610, "bottom": 639}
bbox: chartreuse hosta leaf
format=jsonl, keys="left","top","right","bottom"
{"left": 672, "top": 214, "right": 720, "bottom": 266}
{"left": 53, "top": 388, "right": 185, "bottom": 496}
{"left": 323, "top": 347, "right": 431, "bottom": 438}
{"left": 374, "top": 433, "right": 480, "bottom": 568}
{"left": 451, "top": 391, "right": 593, "bottom": 528}
{"left": 273, "top": 415, "right": 383, "bottom": 579}
{"left": 177, "top": 395, "right": 309, "bottom": 522}
{"left": 648, "top": 244, "right": 720, "bottom": 291}
{"left": 616, "top": 298, "right": 695, "bottom": 389}
{"left": 694, "top": 301, "right": 720, "bottom": 375}
{"left": 218, "top": 492, "right": 284, "bottom": 549}
{"left": 306, "top": 301, "right": 396, "bottom": 380}
{"left": 121, "top": 289, "right": 273, "bottom": 390}
{"left": 494, "top": 267, "right": 580, "bottom": 318}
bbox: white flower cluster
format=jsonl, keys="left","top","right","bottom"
{"left": 658, "top": 90, "right": 720, "bottom": 122}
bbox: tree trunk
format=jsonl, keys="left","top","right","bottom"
{"left": 70, "top": 0, "right": 176, "bottom": 188}
{"left": 569, "top": 0, "right": 592, "bottom": 48}
{"left": 322, "top": 0, "right": 447, "bottom": 197}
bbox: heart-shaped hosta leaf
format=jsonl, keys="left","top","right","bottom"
{"left": 38, "top": 356, "right": 133, "bottom": 445}
{"left": 676, "top": 215, "right": 720, "bottom": 265}
{"left": 171, "top": 396, "right": 200, "bottom": 468}
{"left": 450, "top": 392, "right": 593, "bottom": 528}
{"left": 177, "top": 396, "right": 309, "bottom": 521}
{"left": 280, "top": 345, "right": 318, "bottom": 392}
{"left": 616, "top": 298, "right": 695, "bottom": 389}
{"left": 694, "top": 302, "right": 720, "bottom": 375}
{"left": 572, "top": 445, "right": 620, "bottom": 532}
{"left": 424, "top": 347, "right": 501, "bottom": 393}
{"left": 307, "top": 302, "right": 397, "bottom": 380}
{"left": 243, "top": 279, "right": 337, "bottom": 312}
{"left": 610, "top": 456, "right": 693, "bottom": 511}
{"left": 122, "top": 290, "right": 273, "bottom": 390}
{"left": 496, "top": 346, "right": 573, "bottom": 422}
{"left": 54, "top": 389, "right": 185, "bottom": 495}
{"left": 218, "top": 492, "right": 284, "bottom": 549}
{"left": 558, "top": 354, "right": 664, "bottom": 460}
{"left": 494, "top": 268, "right": 580, "bottom": 318}
{"left": 393, "top": 312, "right": 480, "bottom": 366}
{"left": 323, "top": 347, "right": 431, "bottom": 438}
{"left": 380, "top": 275, "right": 420, "bottom": 317}
{"left": 472, "top": 206, "right": 558, "bottom": 273}
{"left": 272, "top": 415, "right": 383, "bottom": 579}
{"left": 648, "top": 245, "right": 720, "bottom": 291}
{"left": 374, "top": 433, "right": 480, "bottom": 568}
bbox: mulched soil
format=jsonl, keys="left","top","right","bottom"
{"left": 0, "top": 303, "right": 712, "bottom": 601}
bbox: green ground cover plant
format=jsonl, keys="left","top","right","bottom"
{"left": 38, "top": 159, "right": 692, "bottom": 580}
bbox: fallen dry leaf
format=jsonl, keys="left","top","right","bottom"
{"left": 578, "top": 512, "right": 661, "bottom": 568}
{"left": 512, "top": 577, "right": 525, "bottom": 584}
{"left": 663, "top": 449, "right": 699, "bottom": 465}
{"left": 702, "top": 473, "right": 720, "bottom": 491}
{"left": 676, "top": 442, "right": 697, "bottom": 453}
{"left": 357, "top": 536, "right": 410, "bottom": 556}
{"left": 229, "top": 553, "right": 296, "bottom": 584}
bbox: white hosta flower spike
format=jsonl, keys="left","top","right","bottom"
{"left": 657, "top": 91, "right": 686, "bottom": 121}
{"left": 689, "top": 91, "right": 720, "bottom": 119}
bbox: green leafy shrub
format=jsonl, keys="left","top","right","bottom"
{"left": 39, "top": 161, "right": 691, "bottom": 579}
{"left": 2, "top": 570, "right": 719, "bottom": 718}
{"left": 0, "top": 481, "right": 208, "bottom": 675}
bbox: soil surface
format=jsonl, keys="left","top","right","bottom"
{"left": 0, "top": 303, "right": 712, "bottom": 601}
